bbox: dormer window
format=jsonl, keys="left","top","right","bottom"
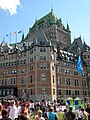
{"left": 40, "top": 41, "right": 45, "bottom": 45}
{"left": 4, "top": 55, "right": 8, "bottom": 60}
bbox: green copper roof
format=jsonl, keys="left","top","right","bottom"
{"left": 32, "top": 10, "right": 58, "bottom": 29}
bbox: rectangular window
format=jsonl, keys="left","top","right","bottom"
{"left": 11, "top": 78, "right": 16, "bottom": 85}
{"left": 30, "top": 75, "right": 33, "bottom": 83}
{"left": 41, "top": 74, "right": 46, "bottom": 82}
{"left": 0, "top": 89, "right": 2, "bottom": 95}
{"left": 52, "top": 66, "right": 54, "bottom": 70}
{"left": 74, "top": 79, "right": 79, "bottom": 86}
{"left": 40, "top": 64, "right": 46, "bottom": 69}
{"left": 64, "top": 63, "right": 69, "bottom": 67}
{"left": 22, "top": 68, "right": 25, "bottom": 73}
{"left": 6, "top": 62, "right": 8, "bottom": 67}
{"left": 41, "top": 88, "right": 46, "bottom": 95}
{"left": 3, "top": 70, "right": 8, "bottom": 75}
{"left": 64, "top": 70, "right": 70, "bottom": 74}
{"left": 82, "top": 79, "right": 86, "bottom": 86}
{"left": 4, "top": 55, "right": 8, "bottom": 60}
{"left": 57, "top": 68, "right": 60, "bottom": 73}
{"left": 3, "top": 89, "right": 6, "bottom": 96}
{"left": 30, "top": 58, "right": 33, "bottom": 62}
{"left": 53, "top": 89, "right": 55, "bottom": 95}
{"left": 58, "top": 89, "right": 61, "bottom": 95}
{"left": 7, "top": 89, "right": 10, "bottom": 95}
{"left": 75, "top": 90, "right": 79, "bottom": 95}
{"left": 21, "top": 77, "right": 25, "bottom": 84}
{"left": 74, "top": 71, "right": 78, "bottom": 75}
{"left": 66, "top": 90, "right": 71, "bottom": 95}
{"left": 2, "top": 79, "right": 7, "bottom": 85}
{"left": 24, "top": 59, "right": 26, "bottom": 64}
{"left": 12, "top": 54, "right": 14, "bottom": 58}
{"left": 65, "top": 78, "right": 70, "bottom": 85}
{"left": 30, "top": 49, "right": 33, "bottom": 54}
{"left": 11, "top": 70, "right": 16, "bottom": 74}
{"left": 40, "top": 56, "right": 46, "bottom": 60}
{"left": 53, "top": 75, "right": 54, "bottom": 83}
{"left": 40, "top": 47, "right": 46, "bottom": 52}
{"left": 30, "top": 89, "right": 33, "bottom": 95}
{"left": 0, "top": 63, "right": 2, "bottom": 67}
{"left": 11, "top": 89, "right": 14, "bottom": 95}
{"left": 58, "top": 77, "right": 61, "bottom": 85}
{"left": 30, "top": 65, "right": 33, "bottom": 70}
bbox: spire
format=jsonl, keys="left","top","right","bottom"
{"left": 59, "top": 18, "right": 62, "bottom": 23}
{"left": 51, "top": 5, "right": 53, "bottom": 13}
{"left": 67, "top": 22, "right": 70, "bottom": 31}
{"left": 21, "top": 33, "right": 24, "bottom": 41}
{"left": 35, "top": 16, "right": 37, "bottom": 23}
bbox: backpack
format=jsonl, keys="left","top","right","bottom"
{"left": 42, "top": 112, "right": 48, "bottom": 120}
{"left": 66, "top": 111, "right": 75, "bottom": 120}
{"left": 55, "top": 114, "right": 58, "bottom": 120}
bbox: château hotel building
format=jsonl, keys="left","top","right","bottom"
{"left": 0, "top": 9, "right": 90, "bottom": 102}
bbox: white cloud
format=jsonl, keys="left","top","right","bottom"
{"left": 0, "top": 0, "right": 21, "bottom": 15}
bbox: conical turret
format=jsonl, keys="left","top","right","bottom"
{"left": 67, "top": 22, "right": 70, "bottom": 32}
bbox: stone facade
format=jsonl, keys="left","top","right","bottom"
{"left": 0, "top": 10, "right": 89, "bottom": 102}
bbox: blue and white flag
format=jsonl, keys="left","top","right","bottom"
{"left": 77, "top": 56, "right": 83, "bottom": 75}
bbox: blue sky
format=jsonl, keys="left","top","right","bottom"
{"left": 0, "top": 0, "right": 90, "bottom": 46}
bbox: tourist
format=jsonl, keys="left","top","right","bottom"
{"left": 77, "top": 106, "right": 83, "bottom": 120}
{"left": 35, "top": 110, "right": 45, "bottom": 120}
{"left": 48, "top": 107, "right": 58, "bottom": 120}
{"left": 63, "top": 109, "right": 67, "bottom": 120}
{"left": 85, "top": 103, "right": 90, "bottom": 120}
{"left": 9, "top": 100, "right": 17, "bottom": 120}
{"left": 66, "top": 106, "right": 76, "bottom": 120}
{"left": 0, "top": 109, "right": 11, "bottom": 120}
{"left": 42, "top": 107, "right": 48, "bottom": 120}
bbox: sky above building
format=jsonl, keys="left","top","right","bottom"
{"left": 0, "top": 0, "right": 90, "bottom": 46}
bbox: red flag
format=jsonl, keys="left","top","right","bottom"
{"left": 13, "top": 32, "right": 17, "bottom": 35}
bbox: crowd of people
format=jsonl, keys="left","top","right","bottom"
{"left": 63, "top": 103, "right": 90, "bottom": 120}
{"left": 0, "top": 98, "right": 90, "bottom": 120}
{"left": 0, "top": 99, "right": 59, "bottom": 120}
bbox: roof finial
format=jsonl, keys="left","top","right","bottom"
{"left": 67, "top": 22, "right": 70, "bottom": 31}
{"left": 83, "top": 36, "right": 85, "bottom": 45}
{"left": 51, "top": 5, "right": 53, "bottom": 12}
{"left": 35, "top": 16, "right": 37, "bottom": 23}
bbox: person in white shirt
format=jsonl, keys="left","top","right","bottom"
{"left": 78, "top": 106, "right": 83, "bottom": 120}
{"left": 9, "top": 100, "right": 17, "bottom": 120}
{"left": 15, "top": 100, "right": 21, "bottom": 119}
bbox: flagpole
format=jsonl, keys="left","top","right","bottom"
{"left": 82, "top": 73, "right": 86, "bottom": 108}
{"left": 77, "top": 55, "right": 86, "bottom": 107}
{"left": 10, "top": 32, "right": 11, "bottom": 44}
{"left": 16, "top": 32, "right": 17, "bottom": 43}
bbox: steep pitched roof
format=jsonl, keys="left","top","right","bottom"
{"left": 35, "top": 28, "right": 49, "bottom": 45}
{"left": 32, "top": 10, "right": 58, "bottom": 29}
{"left": 66, "top": 37, "right": 90, "bottom": 54}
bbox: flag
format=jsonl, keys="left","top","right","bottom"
{"left": 13, "top": 31, "right": 17, "bottom": 35}
{"left": 6, "top": 34, "right": 9, "bottom": 37}
{"left": 77, "top": 56, "right": 83, "bottom": 75}
{"left": 18, "top": 30, "right": 22, "bottom": 34}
